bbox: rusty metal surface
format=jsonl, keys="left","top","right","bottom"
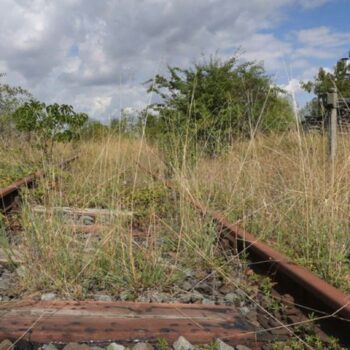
{"left": 211, "top": 211, "right": 350, "bottom": 320}
{"left": 0, "top": 301, "right": 261, "bottom": 346}
{"left": 0, "top": 155, "right": 78, "bottom": 213}
{"left": 138, "top": 165, "right": 350, "bottom": 343}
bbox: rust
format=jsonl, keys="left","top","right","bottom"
{"left": 0, "top": 156, "right": 78, "bottom": 213}
{"left": 137, "top": 164, "right": 350, "bottom": 344}
{"left": 0, "top": 301, "right": 261, "bottom": 347}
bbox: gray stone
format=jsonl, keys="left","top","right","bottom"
{"left": 0, "top": 339, "right": 13, "bottom": 350}
{"left": 202, "top": 298, "right": 215, "bottom": 305}
{"left": 90, "top": 347, "right": 105, "bottom": 350}
{"left": 239, "top": 306, "right": 250, "bottom": 316}
{"left": 224, "top": 292, "right": 239, "bottom": 304}
{"left": 173, "top": 336, "right": 194, "bottom": 350}
{"left": 107, "top": 343, "right": 125, "bottom": 350}
{"left": 94, "top": 294, "right": 112, "bottom": 302}
{"left": 0, "top": 279, "right": 9, "bottom": 290}
{"left": 178, "top": 292, "right": 203, "bottom": 303}
{"left": 132, "top": 343, "right": 154, "bottom": 350}
{"left": 236, "top": 346, "right": 252, "bottom": 350}
{"left": 41, "top": 293, "right": 57, "bottom": 301}
{"left": 149, "top": 292, "right": 169, "bottom": 303}
{"left": 136, "top": 294, "right": 150, "bottom": 302}
{"left": 182, "top": 281, "right": 192, "bottom": 291}
{"left": 215, "top": 339, "right": 235, "bottom": 350}
{"left": 196, "top": 282, "right": 212, "bottom": 294}
{"left": 80, "top": 215, "right": 94, "bottom": 225}
{"left": 183, "top": 268, "right": 195, "bottom": 278}
{"left": 42, "top": 344, "right": 59, "bottom": 350}
{"left": 63, "top": 343, "right": 90, "bottom": 350}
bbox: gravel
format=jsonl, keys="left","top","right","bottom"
{"left": 132, "top": 343, "right": 154, "bottom": 350}
{"left": 106, "top": 343, "right": 125, "bottom": 350}
{"left": 41, "top": 293, "right": 57, "bottom": 301}
{"left": 215, "top": 339, "right": 235, "bottom": 350}
{"left": 41, "top": 344, "right": 59, "bottom": 350}
{"left": 94, "top": 294, "right": 113, "bottom": 302}
{"left": 173, "top": 336, "right": 194, "bottom": 350}
{"left": 224, "top": 292, "right": 240, "bottom": 304}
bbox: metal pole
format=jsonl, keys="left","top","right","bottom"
{"left": 327, "top": 88, "right": 338, "bottom": 163}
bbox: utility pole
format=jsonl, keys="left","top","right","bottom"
{"left": 327, "top": 88, "right": 338, "bottom": 163}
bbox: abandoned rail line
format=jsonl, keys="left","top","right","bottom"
{"left": 0, "top": 158, "right": 349, "bottom": 349}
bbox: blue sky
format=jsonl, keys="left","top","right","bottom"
{"left": 0, "top": 0, "right": 349, "bottom": 121}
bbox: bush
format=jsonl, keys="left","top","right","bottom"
{"left": 143, "top": 56, "right": 294, "bottom": 159}
{"left": 13, "top": 100, "right": 88, "bottom": 159}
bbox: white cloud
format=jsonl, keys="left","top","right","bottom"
{"left": 0, "top": 0, "right": 345, "bottom": 118}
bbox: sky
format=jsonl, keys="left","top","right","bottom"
{"left": 0, "top": 0, "right": 349, "bottom": 123}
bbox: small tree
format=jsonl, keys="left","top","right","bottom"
{"left": 0, "top": 73, "right": 32, "bottom": 138}
{"left": 301, "top": 54, "right": 350, "bottom": 117}
{"left": 144, "top": 56, "right": 294, "bottom": 158}
{"left": 13, "top": 100, "right": 88, "bottom": 159}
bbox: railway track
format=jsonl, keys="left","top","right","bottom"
{"left": 0, "top": 157, "right": 349, "bottom": 349}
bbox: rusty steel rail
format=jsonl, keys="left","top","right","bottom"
{"left": 138, "top": 164, "right": 350, "bottom": 345}
{"left": 0, "top": 300, "right": 262, "bottom": 347}
{"left": 0, "top": 155, "right": 78, "bottom": 213}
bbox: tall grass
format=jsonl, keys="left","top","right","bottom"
{"left": 184, "top": 131, "right": 350, "bottom": 293}
{"left": 11, "top": 136, "right": 235, "bottom": 299}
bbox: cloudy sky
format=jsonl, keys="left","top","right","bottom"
{"left": 0, "top": 0, "right": 349, "bottom": 122}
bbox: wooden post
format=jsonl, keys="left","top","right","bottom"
{"left": 327, "top": 88, "right": 338, "bottom": 163}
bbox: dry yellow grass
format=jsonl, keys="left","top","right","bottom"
{"left": 183, "top": 131, "right": 350, "bottom": 292}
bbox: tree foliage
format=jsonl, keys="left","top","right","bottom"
{"left": 0, "top": 74, "right": 32, "bottom": 136}
{"left": 144, "top": 56, "right": 294, "bottom": 156}
{"left": 13, "top": 100, "right": 88, "bottom": 158}
{"left": 301, "top": 56, "right": 350, "bottom": 118}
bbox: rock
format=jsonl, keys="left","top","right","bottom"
{"left": 42, "top": 344, "right": 59, "bottom": 350}
{"left": 236, "top": 346, "right": 252, "bottom": 350}
{"left": 224, "top": 292, "right": 239, "bottom": 304}
{"left": 94, "top": 294, "right": 112, "bottom": 302}
{"left": 202, "top": 298, "right": 215, "bottom": 305}
{"left": 90, "top": 347, "right": 105, "bottom": 350}
{"left": 219, "top": 285, "right": 232, "bottom": 294}
{"left": 149, "top": 292, "right": 169, "bottom": 303}
{"left": 80, "top": 215, "right": 94, "bottom": 225}
{"left": 183, "top": 268, "right": 195, "bottom": 278}
{"left": 196, "top": 282, "right": 212, "bottom": 294}
{"left": 0, "top": 279, "right": 9, "bottom": 290}
{"left": 215, "top": 339, "right": 234, "bottom": 350}
{"left": 182, "top": 281, "right": 193, "bottom": 291}
{"left": 107, "top": 343, "right": 125, "bottom": 350}
{"left": 239, "top": 306, "right": 250, "bottom": 316}
{"left": 179, "top": 292, "right": 204, "bottom": 303}
{"left": 41, "top": 293, "right": 57, "bottom": 301}
{"left": 132, "top": 343, "right": 154, "bottom": 350}
{"left": 0, "top": 339, "right": 13, "bottom": 350}
{"left": 63, "top": 343, "right": 91, "bottom": 350}
{"left": 173, "top": 336, "right": 194, "bottom": 350}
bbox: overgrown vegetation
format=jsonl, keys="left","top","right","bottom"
{"left": 301, "top": 53, "right": 350, "bottom": 118}
{"left": 144, "top": 56, "right": 294, "bottom": 158}
{"left": 13, "top": 100, "right": 88, "bottom": 159}
{"left": 1, "top": 53, "right": 349, "bottom": 348}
